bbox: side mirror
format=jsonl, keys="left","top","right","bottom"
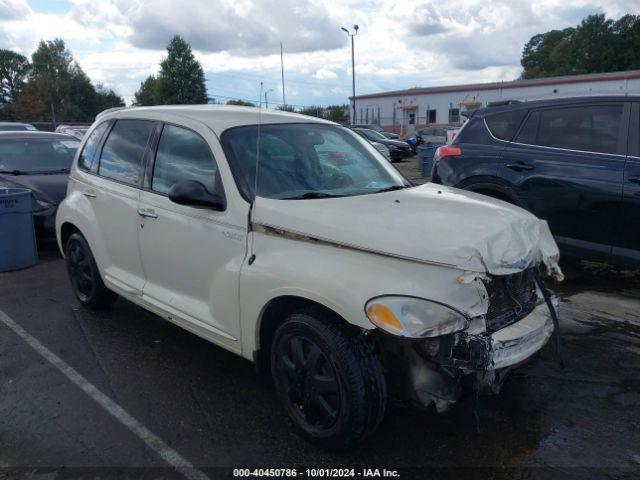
{"left": 168, "top": 180, "right": 226, "bottom": 211}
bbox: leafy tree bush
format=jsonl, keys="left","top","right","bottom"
{"left": 521, "top": 14, "right": 640, "bottom": 79}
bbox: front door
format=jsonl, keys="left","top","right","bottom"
{"left": 137, "top": 121, "right": 247, "bottom": 350}
{"left": 498, "top": 103, "right": 628, "bottom": 263}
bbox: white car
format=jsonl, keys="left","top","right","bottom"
{"left": 56, "top": 105, "right": 563, "bottom": 449}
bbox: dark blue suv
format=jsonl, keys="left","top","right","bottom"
{"left": 431, "top": 96, "right": 640, "bottom": 267}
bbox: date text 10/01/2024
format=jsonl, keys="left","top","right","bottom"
{"left": 232, "top": 469, "right": 400, "bottom": 477}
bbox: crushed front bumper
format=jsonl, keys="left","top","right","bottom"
{"left": 489, "top": 303, "right": 554, "bottom": 370}
{"left": 378, "top": 300, "right": 557, "bottom": 412}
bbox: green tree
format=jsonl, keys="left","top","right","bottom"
{"left": 14, "top": 39, "right": 124, "bottom": 122}
{"left": 226, "top": 99, "right": 255, "bottom": 107}
{"left": 0, "top": 50, "right": 30, "bottom": 107}
{"left": 520, "top": 28, "right": 574, "bottom": 79}
{"left": 276, "top": 104, "right": 296, "bottom": 112}
{"left": 521, "top": 14, "right": 640, "bottom": 79}
{"left": 324, "top": 104, "right": 349, "bottom": 123}
{"left": 157, "top": 35, "right": 208, "bottom": 104}
{"left": 95, "top": 85, "right": 125, "bottom": 111}
{"left": 298, "top": 105, "right": 323, "bottom": 117}
{"left": 133, "top": 75, "right": 161, "bottom": 106}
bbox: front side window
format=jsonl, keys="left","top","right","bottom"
{"left": 485, "top": 110, "right": 527, "bottom": 141}
{"left": 537, "top": 105, "right": 623, "bottom": 154}
{"left": 221, "top": 123, "right": 408, "bottom": 200}
{"left": 98, "top": 120, "right": 154, "bottom": 185}
{"left": 152, "top": 124, "right": 220, "bottom": 195}
{"left": 0, "top": 137, "right": 80, "bottom": 174}
{"left": 78, "top": 122, "right": 110, "bottom": 170}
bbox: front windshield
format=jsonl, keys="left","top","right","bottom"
{"left": 0, "top": 138, "right": 80, "bottom": 173}
{"left": 221, "top": 123, "right": 409, "bottom": 200}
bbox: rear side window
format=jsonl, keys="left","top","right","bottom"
{"left": 98, "top": 120, "right": 154, "bottom": 185}
{"left": 485, "top": 110, "right": 527, "bottom": 141}
{"left": 152, "top": 124, "right": 220, "bottom": 195}
{"left": 78, "top": 122, "right": 109, "bottom": 170}
{"left": 537, "top": 105, "right": 622, "bottom": 154}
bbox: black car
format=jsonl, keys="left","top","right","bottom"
{"left": 431, "top": 95, "right": 640, "bottom": 267}
{"left": 0, "top": 122, "right": 37, "bottom": 131}
{"left": 0, "top": 131, "right": 80, "bottom": 236}
{"left": 352, "top": 128, "right": 412, "bottom": 161}
{"left": 350, "top": 124, "right": 400, "bottom": 139}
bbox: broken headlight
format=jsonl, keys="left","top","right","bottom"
{"left": 365, "top": 296, "right": 469, "bottom": 339}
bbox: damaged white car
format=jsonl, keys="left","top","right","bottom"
{"left": 56, "top": 106, "right": 563, "bottom": 450}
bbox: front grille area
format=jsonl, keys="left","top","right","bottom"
{"left": 482, "top": 268, "right": 537, "bottom": 333}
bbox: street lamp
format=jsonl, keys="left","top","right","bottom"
{"left": 341, "top": 24, "right": 359, "bottom": 124}
{"left": 264, "top": 88, "right": 274, "bottom": 109}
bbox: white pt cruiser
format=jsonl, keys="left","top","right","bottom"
{"left": 56, "top": 106, "right": 564, "bottom": 449}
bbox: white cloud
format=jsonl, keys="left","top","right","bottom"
{"left": 314, "top": 68, "right": 338, "bottom": 79}
{"left": 0, "top": 0, "right": 30, "bottom": 20}
{"left": 0, "top": 0, "right": 639, "bottom": 107}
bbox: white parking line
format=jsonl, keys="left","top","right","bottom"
{"left": 0, "top": 309, "right": 210, "bottom": 480}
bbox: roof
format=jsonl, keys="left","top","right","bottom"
{"left": 98, "top": 105, "right": 335, "bottom": 134}
{"left": 0, "top": 131, "right": 78, "bottom": 140}
{"left": 471, "top": 95, "right": 640, "bottom": 117}
{"left": 351, "top": 69, "right": 640, "bottom": 101}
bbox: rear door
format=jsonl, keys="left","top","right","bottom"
{"left": 89, "top": 119, "right": 155, "bottom": 294}
{"left": 498, "top": 102, "right": 628, "bottom": 263}
{"left": 613, "top": 102, "right": 640, "bottom": 266}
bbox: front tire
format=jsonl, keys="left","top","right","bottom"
{"left": 65, "top": 233, "right": 117, "bottom": 310}
{"left": 271, "top": 309, "right": 386, "bottom": 450}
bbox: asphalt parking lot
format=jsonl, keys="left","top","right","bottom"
{"left": 1, "top": 236, "right": 639, "bottom": 480}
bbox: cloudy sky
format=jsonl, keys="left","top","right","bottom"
{"left": 1, "top": 0, "right": 639, "bottom": 107}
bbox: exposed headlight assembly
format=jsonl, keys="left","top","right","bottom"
{"left": 365, "top": 296, "right": 469, "bottom": 338}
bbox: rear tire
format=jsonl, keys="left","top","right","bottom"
{"left": 271, "top": 309, "right": 386, "bottom": 450}
{"left": 65, "top": 233, "right": 117, "bottom": 310}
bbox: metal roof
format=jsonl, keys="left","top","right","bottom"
{"left": 351, "top": 70, "right": 640, "bottom": 101}
{"left": 98, "top": 104, "right": 335, "bottom": 135}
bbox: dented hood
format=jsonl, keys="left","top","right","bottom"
{"left": 252, "top": 183, "right": 563, "bottom": 280}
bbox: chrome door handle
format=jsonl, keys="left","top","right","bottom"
{"left": 137, "top": 208, "right": 158, "bottom": 219}
{"left": 506, "top": 162, "right": 534, "bottom": 172}
{"left": 82, "top": 191, "right": 96, "bottom": 198}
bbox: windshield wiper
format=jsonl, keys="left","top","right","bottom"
{"left": 372, "top": 185, "right": 409, "bottom": 194}
{"left": 283, "top": 192, "right": 344, "bottom": 200}
{"left": 0, "top": 169, "right": 26, "bottom": 175}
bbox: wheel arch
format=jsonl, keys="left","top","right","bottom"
{"left": 456, "top": 177, "right": 525, "bottom": 207}
{"left": 253, "top": 294, "right": 358, "bottom": 373}
{"left": 59, "top": 222, "right": 82, "bottom": 256}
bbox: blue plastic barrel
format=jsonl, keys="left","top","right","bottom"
{"left": 418, "top": 145, "right": 438, "bottom": 177}
{"left": 0, "top": 188, "right": 38, "bottom": 272}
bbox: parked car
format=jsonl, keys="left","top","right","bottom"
{"left": 56, "top": 105, "right": 563, "bottom": 449}
{"left": 371, "top": 141, "right": 391, "bottom": 160}
{"left": 352, "top": 128, "right": 412, "bottom": 161}
{"left": 415, "top": 127, "right": 448, "bottom": 145}
{"left": 55, "top": 125, "right": 90, "bottom": 140}
{"left": 350, "top": 123, "right": 399, "bottom": 139}
{"left": 431, "top": 95, "right": 640, "bottom": 267}
{"left": 0, "top": 122, "right": 37, "bottom": 132}
{"left": 0, "top": 131, "right": 80, "bottom": 236}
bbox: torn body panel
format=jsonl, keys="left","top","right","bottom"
{"left": 377, "top": 301, "right": 556, "bottom": 411}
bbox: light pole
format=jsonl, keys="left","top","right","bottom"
{"left": 341, "top": 25, "right": 358, "bottom": 124}
{"left": 264, "top": 88, "right": 274, "bottom": 109}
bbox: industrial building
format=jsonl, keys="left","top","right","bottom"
{"left": 350, "top": 70, "right": 640, "bottom": 135}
